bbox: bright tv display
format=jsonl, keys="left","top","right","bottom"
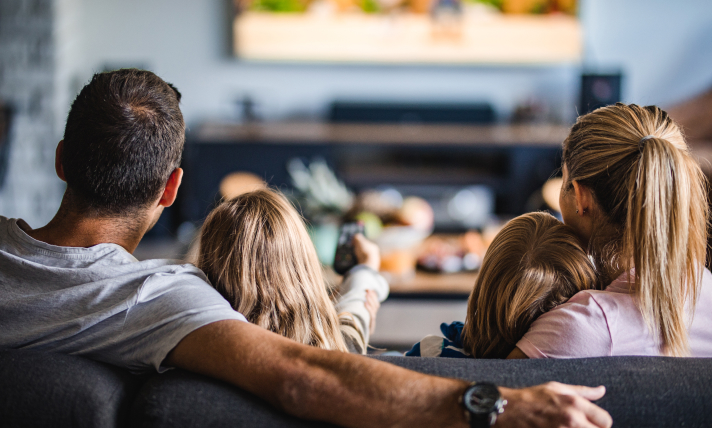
{"left": 233, "top": 0, "right": 581, "bottom": 64}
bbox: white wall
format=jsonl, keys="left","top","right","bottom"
{"left": 59, "top": 0, "right": 712, "bottom": 128}
{"left": 3, "top": 0, "right": 712, "bottom": 225}
{"left": 66, "top": 0, "right": 581, "bottom": 125}
{"left": 0, "top": 0, "right": 64, "bottom": 227}
{"left": 580, "top": 0, "right": 712, "bottom": 107}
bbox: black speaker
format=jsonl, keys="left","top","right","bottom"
{"left": 329, "top": 101, "right": 495, "bottom": 124}
{"left": 580, "top": 73, "right": 622, "bottom": 115}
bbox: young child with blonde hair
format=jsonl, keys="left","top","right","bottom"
{"left": 406, "top": 211, "right": 596, "bottom": 358}
{"left": 197, "top": 188, "right": 389, "bottom": 354}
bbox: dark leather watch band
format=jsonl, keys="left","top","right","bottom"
{"left": 468, "top": 415, "right": 492, "bottom": 428}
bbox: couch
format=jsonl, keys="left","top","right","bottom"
{"left": 1, "top": 349, "right": 711, "bottom": 428}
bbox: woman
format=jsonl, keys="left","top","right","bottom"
{"left": 511, "top": 103, "right": 712, "bottom": 359}
{"left": 196, "top": 189, "right": 389, "bottom": 354}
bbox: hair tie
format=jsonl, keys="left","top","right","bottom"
{"left": 638, "top": 135, "right": 655, "bottom": 151}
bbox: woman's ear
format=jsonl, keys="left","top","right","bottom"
{"left": 571, "top": 180, "right": 594, "bottom": 216}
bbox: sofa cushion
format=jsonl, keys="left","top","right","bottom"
{"left": 0, "top": 349, "right": 146, "bottom": 428}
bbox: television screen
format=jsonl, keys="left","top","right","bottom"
{"left": 233, "top": 0, "right": 581, "bottom": 64}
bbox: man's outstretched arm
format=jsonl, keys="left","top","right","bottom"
{"left": 165, "top": 320, "right": 612, "bottom": 428}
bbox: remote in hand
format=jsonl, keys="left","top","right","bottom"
{"left": 333, "top": 222, "right": 365, "bottom": 275}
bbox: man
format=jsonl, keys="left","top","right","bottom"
{"left": 0, "top": 69, "right": 611, "bottom": 428}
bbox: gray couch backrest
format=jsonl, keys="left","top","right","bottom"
{"left": 1, "top": 349, "right": 711, "bottom": 428}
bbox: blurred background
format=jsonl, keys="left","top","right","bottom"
{"left": 1, "top": 0, "right": 711, "bottom": 349}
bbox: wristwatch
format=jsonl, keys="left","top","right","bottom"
{"left": 460, "top": 382, "right": 507, "bottom": 428}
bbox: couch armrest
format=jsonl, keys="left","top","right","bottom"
{"left": 0, "top": 349, "right": 146, "bottom": 428}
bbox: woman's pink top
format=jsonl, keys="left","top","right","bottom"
{"left": 516, "top": 268, "right": 712, "bottom": 358}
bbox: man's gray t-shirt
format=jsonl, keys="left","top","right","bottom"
{"left": 0, "top": 216, "right": 246, "bottom": 373}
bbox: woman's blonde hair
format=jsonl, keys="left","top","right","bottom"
{"left": 562, "top": 103, "right": 709, "bottom": 356}
{"left": 461, "top": 212, "right": 597, "bottom": 359}
{"left": 197, "top": 189, "right": 364, "bottom": 353}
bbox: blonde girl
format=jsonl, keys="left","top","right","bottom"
{"left": 197, "top": 189, "right": 388, "bottom": 354}
{"left": 406, "top": 212, "right": 597, "bottom": 358}
{"left": 512, "top": 103, "right": 712, "bottom": 359}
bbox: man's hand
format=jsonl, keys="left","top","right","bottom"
{"left": 363, "top": 289, "right": 380, "bottom": 335}
{"left": 353, "top": 233, "right": 380, "bottom": 271}
{"left": 496, "top": 382, "right": 612, "bottom": 428}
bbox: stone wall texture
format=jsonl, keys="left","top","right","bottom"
{"left": 0, "top": 0, "right": 64, "bottom": 227}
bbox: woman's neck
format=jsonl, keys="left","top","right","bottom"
{"left": 588, "top": 224, "right": 627, "bottom": 289}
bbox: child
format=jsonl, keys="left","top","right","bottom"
{"left": 406, "top": 212, "right": 596, "bottom": 358}
{"left": 197, "top": 189, "right": 389, "bottom": 354}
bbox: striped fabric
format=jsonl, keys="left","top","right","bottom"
{"left": 405, "top": 321, "right": 471, "bottom": 359}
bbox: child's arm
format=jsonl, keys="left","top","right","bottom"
{"left": 506, "top": 347, "right": 529, "bottom": 359}
{"left": 333, "top": 234, "right": 389, "bottom": 346}
{"left": 364, "top": 289, "right": 380, "bottom": 335}
{"left": 334, "top": 265, "right": 389, "bottom": 346}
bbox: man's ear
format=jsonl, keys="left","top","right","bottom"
{"left": 571, "top": 180, "right": 594, "bottom": 215}
{"left": 55, "top": 140, "right": 66, "bottom": 182}
{"left": 159, "top": 168, "right": 184, "bottom": 208}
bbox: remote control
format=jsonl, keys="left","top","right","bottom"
{"left": 333, "top": 222, "right": 365, "bottom": 275}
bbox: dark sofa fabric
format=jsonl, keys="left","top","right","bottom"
{"left": 0, "top": 349, "right": 146, "bottom": 428}
{"left": 375, "top": 355, "right": 712, "bottom": 428}
{"left": 2, "top": 349, "right": 712, "bottom": 428}
{"left": 129, "top": 369, "right": 332, "bottom": 428}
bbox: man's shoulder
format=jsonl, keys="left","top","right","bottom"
{"left": 0, "top": 215, "right": 14, "bottom": 237}
{"left": 92, "top": 259, "right": 217, "bottom": 304}
{"left": 135, "top": 261, "right": 214, "bottom": 293}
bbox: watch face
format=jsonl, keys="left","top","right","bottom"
{"left": 464, "top": 383, "right": 501, "bottom": 416}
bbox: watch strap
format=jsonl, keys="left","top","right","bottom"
{"left": 468, "top": 414, "right": 492, "bottom": 428}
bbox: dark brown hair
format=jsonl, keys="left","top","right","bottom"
{"left": 62, "top": 69, "right": 184, "bottom": 215}
{"left": 461, "top": 212, "right": 597, "bottom": 358}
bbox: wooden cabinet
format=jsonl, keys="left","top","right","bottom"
{"left": 182, "top": 122, "right": 568, "bottom": 225}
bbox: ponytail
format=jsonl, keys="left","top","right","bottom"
{"left": 563, "top": 103, "right": 709, "bottom": 356}
{"left": 628, "top": 137, "right": 706, "bottom": 356}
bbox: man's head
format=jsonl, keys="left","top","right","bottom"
{"left": 61, "top": 69, "right": 184, "bottom": 216}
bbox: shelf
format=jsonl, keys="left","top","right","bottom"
{"left": 326, "top": 267, "right": 476, "bottom": 297}
{"left": 388, "top": 270, "right": 477, "bottom": 295}
{"left": 235, "top": 12, "right": 582, "bottom": 65}
{"left": 195, "top": 122, "right": 571, "bottom": 147}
